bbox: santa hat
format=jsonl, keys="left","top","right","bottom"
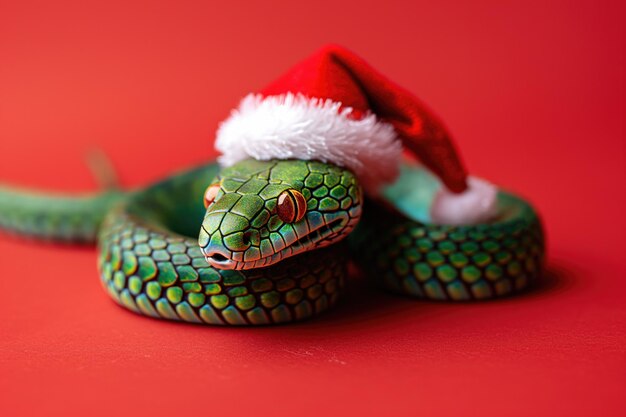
{"left": 215, "top": 45, "right": 497, "bottom": 225}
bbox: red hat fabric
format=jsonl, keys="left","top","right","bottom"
{"left": 215, "top": 45, "right": 497, "bottom": 224}
{"left": 263, "top": 45, "right": 469, "bottom": 193}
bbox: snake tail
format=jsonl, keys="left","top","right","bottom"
{"left": 0, "top": 186, "right": 124, "bottom": 243}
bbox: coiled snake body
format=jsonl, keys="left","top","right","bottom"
{"left": 0, "top": 159, "right": 544, "bottom": 325}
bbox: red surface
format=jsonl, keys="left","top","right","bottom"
{"left": 0, "top": 1, "right": 624, "bottom": 416}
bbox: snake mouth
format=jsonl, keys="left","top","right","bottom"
{"left": 203, "top": 218, "right": 348, "bottom": 270}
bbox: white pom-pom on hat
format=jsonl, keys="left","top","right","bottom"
{"left": 431, "top": 177, "right": 498, "bottom": 225}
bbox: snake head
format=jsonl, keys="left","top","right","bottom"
{"left": 198, "top": 159, "right": 362, "bottom": 270}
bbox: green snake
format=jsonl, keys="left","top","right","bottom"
{"left": 0, "top": 159, "right": 544, "bottom": 325}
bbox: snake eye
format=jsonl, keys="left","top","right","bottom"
{"left": 203, "top": 183, "right": 221, "bottom": 208}
{"left": 277, "top": 189, "right": 307, "bottom": 223}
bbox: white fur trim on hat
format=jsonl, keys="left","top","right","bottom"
{"left": 430, "top": 176, "right": 499, "bottom": 225}
{"left": 215, "top": 93, "right": 403, "bottom": 194}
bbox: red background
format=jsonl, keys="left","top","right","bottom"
{"left": 1, "top": 1, "right": 624, "bottom": 416}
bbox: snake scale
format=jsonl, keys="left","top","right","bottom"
{"left": 0, "top": 159, "right": 544, "bottom": 325}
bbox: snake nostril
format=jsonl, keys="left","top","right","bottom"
{"left": 242, "top": 231, "right": 252, "bottom": 246}
{"left": 208, "top": 253, "right": 228, "bottom": 262}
